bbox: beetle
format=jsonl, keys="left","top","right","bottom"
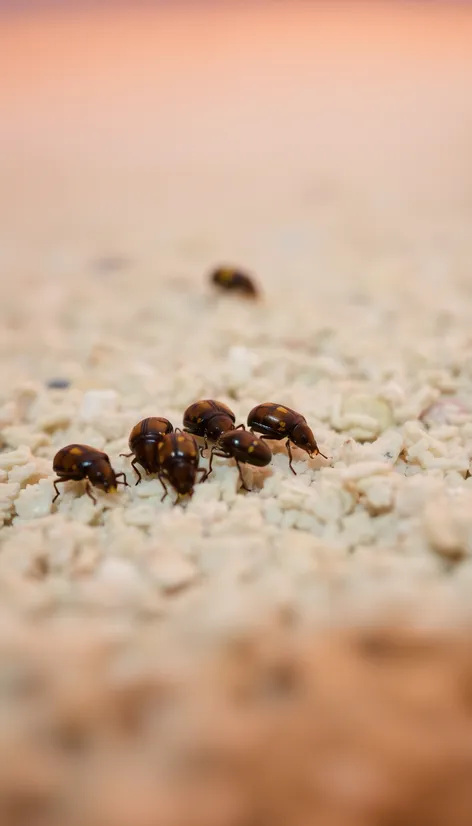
{"left": 205, "top": 427, "right": 272, "bottom": 491}
{"left": 210, "top": 266, "right": 259, "bottom": 298}
{"left": 52, "top": 444, "right": 128, "bottom": 504}
{"left": 157, "top": 430, "right": 207, "bottom": 503}
{"left": 183, "top": 399, "right": 236, "bottom": 452}
{"left": 247, "top": 403, "right": 327, "bottom": 474}
{"left": 121, "top": 417, "right": 173, "bottom": 484}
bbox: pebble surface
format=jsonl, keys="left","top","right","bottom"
{"left": 3, "top": 230, "right": 472, "bottom": 631}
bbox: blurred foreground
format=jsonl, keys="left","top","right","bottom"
{"left": 1, "top": 618, "right": 472, "bottom": 826}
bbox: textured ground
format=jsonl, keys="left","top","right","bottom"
{"left": 2, "top": 2, "right": 472, "bottom": 822}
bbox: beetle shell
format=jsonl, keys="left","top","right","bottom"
{"left": 53, "top": 444, "right": 118, "bottom": 493}
{"left": 158, "top": 432, "right": 200, "bottom": 496}
{"left": 247, "top": 403, "right": 304, "bottom": 440}
{"left": 210, "top": 266, "right": 258, "bottom": 297}
{"left": 247, "top": 402, "right": 319, "bottom": 450}
{"left": 217, "top": 429, "right": 272, "bottom": 467}
{"left": 247, "top": 403, "right": 325, "bottom": 473}
{"left": 183, "top": 399, "right": 235, "bottom": 442}
{"left": 128, "top": 416, "right": 173, "bottom": 474}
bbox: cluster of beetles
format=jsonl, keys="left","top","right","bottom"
{"left": 52, "top": 400, "right": 327, "bottom": 506}
{"left": 52, "top": 267, "right": 327, "bottom": 505}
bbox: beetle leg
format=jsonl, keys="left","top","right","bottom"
{"left": 158, "top": 474, "right": 169, "bottom": 503}
{"left": 315, "top": 449, "right": 329, "bottom": 461}
{"left": 206, "top": 446, "right": 216, "bottom": 478}
{"left": 236, "top": 461, "right": 251, "bottom": 492}
{"left": 85, "top": 483, "right": 98, "bottom": 505}
{"left": 197, "top": 467, "right": 208, "bottom": 483}
{"left": 235, "top": 424, "right": 246, "bottom": 430}
{"left": 205, "top": 447, "right": 230, "bottom": 479}
{"left": 286, "top": 439, "right": 297, "bottom": 475}
{"left": 52, "top": 478, "right": 69, "bottom": 504}
{"left": 207, "top": 448, "right": 231, "bottom": 478}
{"left": 119, "top": 452, "right": 133, "bottom": 458}
{"left": 130, "top": 458, "right": 143, "bottom": 485}
{"left": 115, "top": 472, "right": 129, "bottom": 487}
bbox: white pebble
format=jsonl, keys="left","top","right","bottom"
{"left": 14, "top": 479, "right": 53, "bottom": 520}
{"left": 357, "top": 475, "right": 394, "bottom": 514}
{"left": 79, "top": 389, "right": 118, "bottom": 422}
{"left": 422, "top": 491, "right": 472, "bottom": 562}
{"left": 340, "top": 461, "right": 393, "bottom": 482}
{"left": 0, "top": 445, "right": 33, "bottom": 471}
{"left": 152, "top": 556, "right": 196, "bottom": 593}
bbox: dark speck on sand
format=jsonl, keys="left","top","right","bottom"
{"left": 46, "top": 378, "right": 70, "bottom": 390}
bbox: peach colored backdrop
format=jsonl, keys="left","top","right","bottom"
{"left": 1, "top": 2, "right": 472, "bottom": 266}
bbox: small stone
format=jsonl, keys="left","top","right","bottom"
{"left": 1, "top": 486, "right": 20, "bottom": 509}
{"left": 357, "top": 476, "right": 394, "bottom": 514}
{"left": 422, "top": 492, "right": 472, "bottom": 563}
{"left": 364, "top": 429, "right": 404, "bottom": 463}
{"left": 37, "top": 408, "right": 74, "bottom": 432}
{"left": 0, "top": 445, "right": 33, "bottom": 470}
{"left": 152, "top": 556, "right": 196, "bottom": 594}
{"left": 123, "top": 504, "right": 157, "bottom": 528}
{"left": 8, "top": 460, "right": 49, "bottom": 487}
{"left": 420, "top": 397, "right": 469, "bottom": 427}
{"left": 14, "top": 479, "right": 53, "bottom": 520}
{"left": 310, "top": 483, "right": 355, "bottom": 523}
{"left": 341, "top": 510, "right": 376, "bottom": 546}
{"left": 0, "top": 402, "right": 16, "bottom": 428}
{"left": 224, "top": 346, "right": 258, "bottom": 390}
{"left": 1, "top": 428, "right": 50, "bottom": 451}
{"left": 79, "top": 389, "right": 118, "bottom": 421}
{"left": 46, "top": 378, "right": 70, "bottom": 389}
{"left": 339, "top": 394, "right": 394, "bottom": 441}
{"left": 340, "top": 462, "right": 393, "bottom": 482}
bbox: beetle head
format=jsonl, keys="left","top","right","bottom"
{"left": 170, "top": 461, "right": 197, "bottom": 497}
{"left": 207, "top": 414, "right": 234, "bottom": 442}
{"left": 89, "top": 458, "right": 117, "bottom": 492}
{"left": 291, "top": 422, "right": 318, "bottom": 456}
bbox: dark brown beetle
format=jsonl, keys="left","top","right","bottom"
{"left": 206, "top": 427, "right": 272, "bottom": 491}
{"left": 183, "top": 399, "right": 236, "bottom": 452}
{"left": 121, "top": 417, "right": 173, "bottom": 484}
{"left": 210, "top": 266, "right": 259, "bottom": 298}
{"left": 157, "top": 430, "right": 206, "bottom": 503}
{"left": 52, "top": 444, "right": 128, "bottom": 504}
{"left": 247, "top": 403, "right": 327, "bottom": 474}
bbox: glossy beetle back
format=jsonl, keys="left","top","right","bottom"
{"left": 218, "top": 429, "right": 272, "bottom": 467}
{"left": 183, "top": 399, "right": 235, "bottom": 441}
{"left": 158, "top": 432, "right": 199, "bottom": 497}
{"left": 52, "top": 444, "right": 121, "bottom": 497}
{"left": 247, "top": 403, "right": 302, "bottom": 441}
{"left": 53, "top": 444, "right": 106, "bottom": 476}
{"left": 210, "top": 266, "right": 258, "bottom": 297}
{"left": 129, "top": 417, "right": 173, "bottom": 451}
{"left": 128, "top": 416, "right": 173, "bottom": 475}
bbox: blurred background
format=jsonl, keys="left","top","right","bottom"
{"left": 1, "top": 0, "right": 472, "bottom": 276}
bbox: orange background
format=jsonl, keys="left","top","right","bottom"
{"left": 1, "top": 1, "right": 472, "bottom": 265}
